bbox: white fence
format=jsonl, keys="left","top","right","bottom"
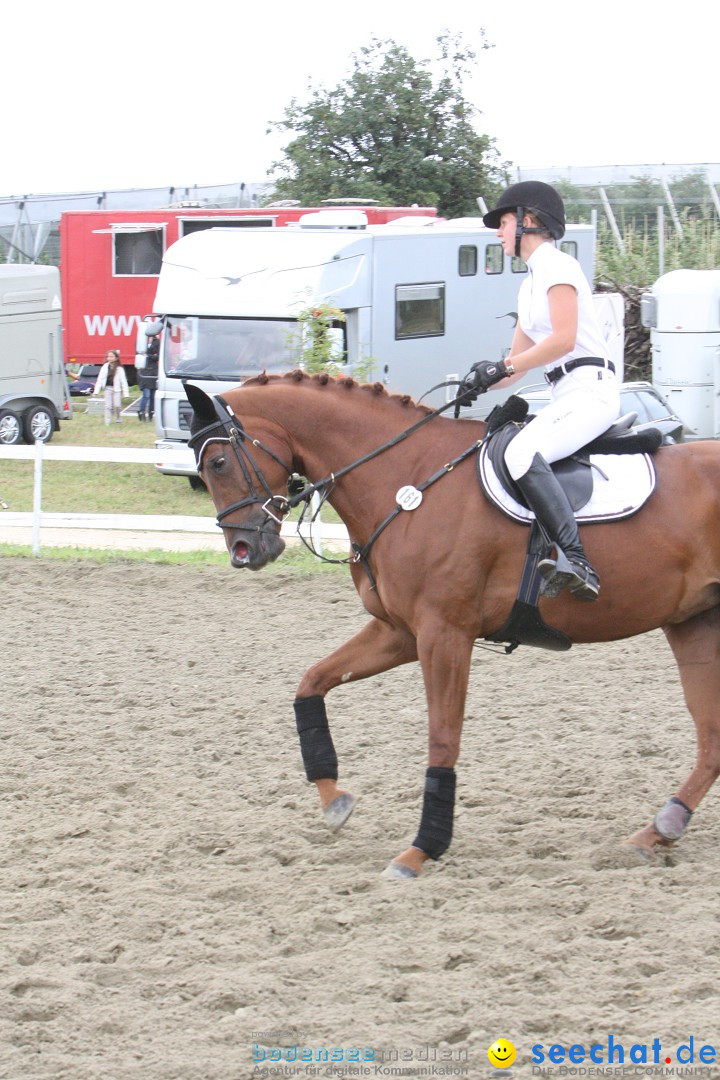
{"left": 0, "top": 443, "right": 349, "bottom": 555}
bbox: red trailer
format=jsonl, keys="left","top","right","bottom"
{"left": 59, "top": 204, "right": 437, "bottom": 376}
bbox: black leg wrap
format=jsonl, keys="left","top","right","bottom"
{"left": 294, "top": 695, "right": 338, "bottom": 782}
{"left": 412, "top": 766, "right": 456, "bottom": 861}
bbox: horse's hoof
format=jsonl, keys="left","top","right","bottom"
{"left": 380, "top": 861, "right": 419, "bottom": 880}
{"left": 322, "top": 792, "right": 357, "bottom": 832}
{"left": 622, "top": 840, "right": 656, "bottom": 862}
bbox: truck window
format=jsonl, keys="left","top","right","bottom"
{"left": 163, "top": 316, "right": 302, "bottom": 380}
{"left": 395, "top": 284, "right": 445, "bottom": 339}
{"left": 114, "top": 229, "right": 164, "bottom": 276}
{"left": 485, "top": 245, "right": 504, "bottom": 275}
{"left": 458, "top": 246, "right": 478, "bottom": 276}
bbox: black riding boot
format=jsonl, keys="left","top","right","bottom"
{"left": 514, "top": 452, "right": 600, "bottom": 602}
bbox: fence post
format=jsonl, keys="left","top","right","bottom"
{"left": 598, "top": 188, "right": 624, "bottom": 252}
{"left": 32, "top": 438, "right": 44, "bottom": 555}
{"left": 311, "top": 491, "right": 323, "bottom": 557}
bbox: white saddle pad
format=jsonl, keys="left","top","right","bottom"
{"left": 479, "top": 447, "right": 657, "bottom": 524}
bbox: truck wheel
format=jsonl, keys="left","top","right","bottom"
{"left": 0, "top": 409, "right": 23, "bottom": 445}
{"left": 23, "top": 405, "right": 55, "bottom": 444}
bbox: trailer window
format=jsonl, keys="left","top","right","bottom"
{"left": 395, "top": 283, "right": 445, "bottom": 339}
{"left": 560, "top": 240, "right": 578, "bottom": 259}
{"left": 485, "top": 245, "right": 504, "bottom": 275}
{"left": 458, "top": 246, "right": 478, "bottom": 276}
{"left": 511, "top": 256, "right": 528, "bottom": 274}
{"left": 114, "top": 230, "right": 163, "bottom": 276}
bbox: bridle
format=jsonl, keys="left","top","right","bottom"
{"left": 187, "top": 386, "right": 484, "bottom": 572}
{"left": 188, "top": 394, "right": 298, "bottom": 537}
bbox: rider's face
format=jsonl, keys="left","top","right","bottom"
{"left": 497, "top": 212, "right": 518, "bottom": 257}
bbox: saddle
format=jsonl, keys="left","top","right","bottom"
{"left": 478, "top": 396, "right": 664, "bottom": 653}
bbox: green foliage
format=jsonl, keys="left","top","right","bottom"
{"left": 595, "top": 209, "right": 720, "bottom": 287}
{"left": 293, "top": 304, "right": 347, "bottom": 373}
{"left": 268, "top": 33, "right": 505, "bottom": 218}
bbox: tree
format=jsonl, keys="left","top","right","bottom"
{"left": 267, "top": 33, "right": 506, "bottom": 218}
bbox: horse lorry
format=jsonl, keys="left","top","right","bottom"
{"left": 59, "top": 203, "right": 436, "bottom": 376}
{"left": 0, "top": 264, "right": 72, "bottom": 445}
{"left": 146, "top": 210, "right": 624, "bottom": 481}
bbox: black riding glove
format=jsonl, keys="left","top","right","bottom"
{"left": 457, "top": 359, "right": 512, "bottom": 405}
{"left": 469, "top": 359, "right": 512, "bottom": 391}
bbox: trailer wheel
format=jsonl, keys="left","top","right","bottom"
{"left": 0, "top": 409, "right": 23, "bottom": 445}
{"left": 23, "top": 405, "right": 55, "bottom": 444}
{"left": 188, "top": 474, "right": 207, "bottom": 491}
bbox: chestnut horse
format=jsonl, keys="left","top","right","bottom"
{"left": 187, "top": 372, "right": 720, "bottom": 878}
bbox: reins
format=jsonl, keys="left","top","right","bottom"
{"left": 188, "top": 380, "right": 484, "bottom": 579}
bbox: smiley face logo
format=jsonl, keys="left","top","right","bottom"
{"left": 488, "top": 1039, "right": 517, "bottom": 1068}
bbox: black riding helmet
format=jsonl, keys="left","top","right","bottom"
{"left": 483, "top": 181, "right": 566, "bottom": 256}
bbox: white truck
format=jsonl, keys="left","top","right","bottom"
{"left": 0, "top": 264, "right": 72, "bottom": 444}
{"left": 148, "top": 211, "right": 623, "bottom": 480}
{"left": 642, "top": 268, "right": 720, "bottom": 440}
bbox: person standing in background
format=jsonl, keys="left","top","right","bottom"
{"left": 138, "top": 334, "right": 159, "bottom": 422}
{"left": 94, "top": 349, "right": 129, "bottom": 424}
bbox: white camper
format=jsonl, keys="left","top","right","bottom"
{"left": 149, "top": 212, "right": 622, "bottom": 478}
{"left": 0, "top": 265, "right": 71, "bottom": 444}
{"left": 642, "top": 268, "right": 720, "bottom": 440}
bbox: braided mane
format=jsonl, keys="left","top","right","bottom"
{"left": 241, "top": 369, "right": 433, "bottom": 415}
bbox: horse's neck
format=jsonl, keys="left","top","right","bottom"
{"left": 269, "top": 387, "right": 421, "bottom": 525}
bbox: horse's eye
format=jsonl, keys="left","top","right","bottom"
{"left": 210, "top": 455, "right": 226, "bottom": 474}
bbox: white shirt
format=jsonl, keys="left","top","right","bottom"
{"left": 517, "top": 242, "right": 609, "bottom": 369}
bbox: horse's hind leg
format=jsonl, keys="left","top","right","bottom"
{"left": 294, "top": 617, "right": 417, "bottom": 832}
{"left": 626, "top": 607, "right": 720, "bottom": 857}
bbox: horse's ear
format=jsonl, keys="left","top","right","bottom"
{"left": 184, "top": 381, "right": 216, "bottom": 426}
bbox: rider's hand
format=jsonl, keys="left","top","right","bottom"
{"left": 469, "top": 359, "right": 512, "bottom": 391}
{"left": 456, "top": 359, "right": 512, "bottom": 405}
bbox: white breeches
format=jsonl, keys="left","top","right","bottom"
{"left": 505, "top": 367, "right": 621, "bottom": 481}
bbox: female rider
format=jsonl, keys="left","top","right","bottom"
{"left": 468, "top": 181, "right": 620, "bottom": 601}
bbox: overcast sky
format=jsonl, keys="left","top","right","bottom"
{"left": 2, "top": 0, "right": 717, "bottom": 198}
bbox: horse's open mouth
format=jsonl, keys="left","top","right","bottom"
{"left": 231, "top": 540, "right": 250, "bottom": 568}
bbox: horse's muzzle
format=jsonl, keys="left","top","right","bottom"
{"left": 226, "top": 522, "right": 286, "bottom": 570}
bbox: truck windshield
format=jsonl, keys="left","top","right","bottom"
{"left": 162, "top": 316, "right": 302, "bottom": 380}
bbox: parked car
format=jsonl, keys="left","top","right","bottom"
{"left": 67, "top": 364, "right": 102, "bottom": 396}
{"left": 68, "top": 378, "right": 94, "bottom": 396}
{"left": 516, "top": 380, "right": 686, "bottom": 445}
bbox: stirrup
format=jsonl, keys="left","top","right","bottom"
{"left": 538, "top": 550, "right": 599, "bottom": 602}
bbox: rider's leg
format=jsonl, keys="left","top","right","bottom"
{"left": 505, "top": 373, "right": 619, "bottom": 601}
{"left": 514, "top": 452, "right": 599, "bottom": 601}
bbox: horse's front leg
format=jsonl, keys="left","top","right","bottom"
{"left": 384, "top": 623, "right": 474, "bottom": 879}
{"left": 294, "top": 617, "right": 418, "bottom": 832}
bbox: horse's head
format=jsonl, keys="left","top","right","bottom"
{"left": 186, "top": 382, "right": 291, "bottom": 570}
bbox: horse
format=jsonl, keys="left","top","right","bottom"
{"left": 186, "top": 371, "right": 720, "bottom": 878}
